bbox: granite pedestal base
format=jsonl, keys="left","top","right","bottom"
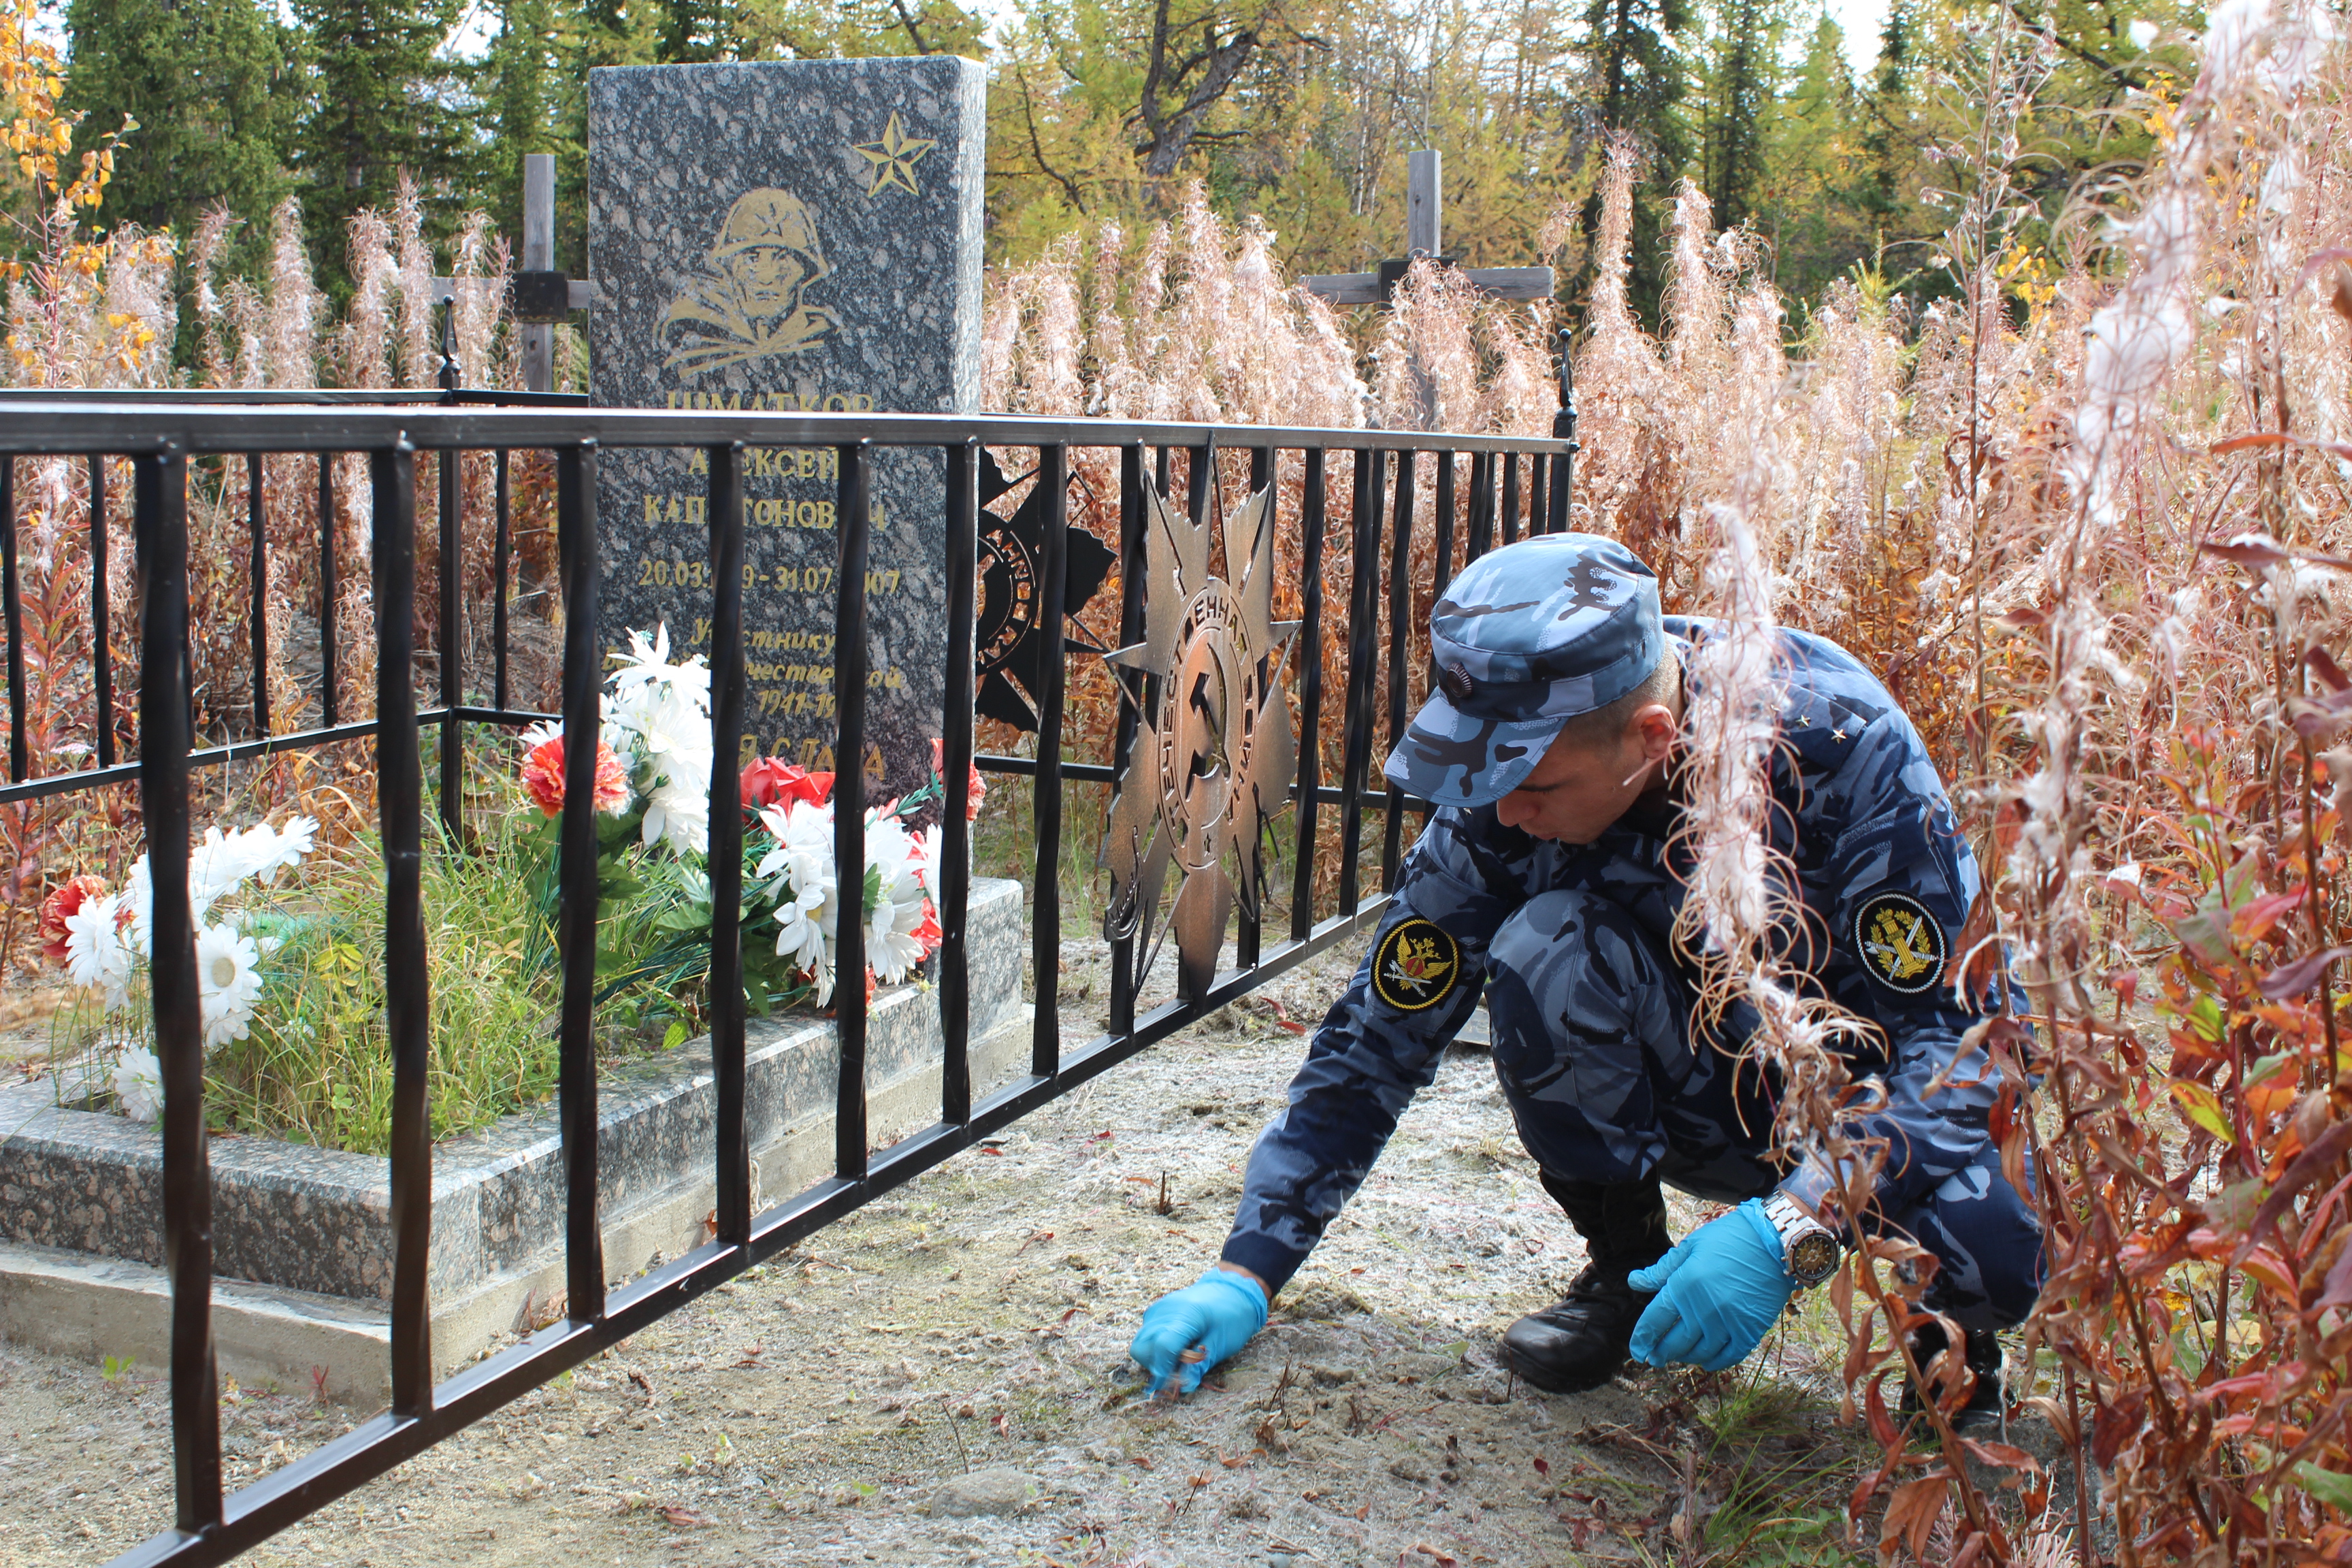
{"left": 0, "top": 878, "right": 1027, "bottom": 1401}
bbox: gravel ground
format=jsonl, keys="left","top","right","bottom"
{"left": 1, "top": 943, "right": 1978, "bottom": 1568}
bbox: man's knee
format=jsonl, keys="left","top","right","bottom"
{"left": 1912, "top": 1162, "right": 2045, "bottom": 1329}
{"left": 1486, "top": 889, "right": 1680, "bottom": 1048}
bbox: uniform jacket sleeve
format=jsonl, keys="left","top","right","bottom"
{"left": 1221, "top": 809, "right": 1522, "bottom": 1294}
{"left": 1778, "top": 698, "right": 2002, "bottom": 1219}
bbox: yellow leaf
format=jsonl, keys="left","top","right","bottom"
{"left": 2170, "top": 1081, "right": 2236, "bottom": 1143}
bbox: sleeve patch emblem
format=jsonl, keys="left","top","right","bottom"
{"left": 1853, "top": 892, "right": 1948, "bottom": 996}
{"left": 1372, "top": 918, "right": 1465, "bottom": 1012}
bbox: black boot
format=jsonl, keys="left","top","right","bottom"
{"left": 1502, "top": 1175, "right": 1672, "bottom": 1394}
{"left": 1899, "top": 1320, "right": 2006, "bottom": 1433}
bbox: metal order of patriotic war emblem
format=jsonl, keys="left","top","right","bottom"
{"left": 1373, "top": 918, "right": 1463, "bottom": 1012}
{"left": 1101, "top": 480, "right": 1298, "bottom": 1002}
{"left": 1855, "top": 890, "right": 1947, "bottom": 995}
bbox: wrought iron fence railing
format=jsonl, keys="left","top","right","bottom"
{"left": 0, "top": 395, "right": 1574, "bottom": 1566}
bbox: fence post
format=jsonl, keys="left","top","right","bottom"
{"left": 522, "top": 154, "right": 557, "bottom": 395}
{"left": 1551, "top": 329, "right": 1578, "bottom": 534}
{"left": 138, "top": 445, "right": 224, "bottom": 1531}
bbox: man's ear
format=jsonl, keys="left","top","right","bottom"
{"left": 1629, "top": 703, "right": 1678, "bottom": 764}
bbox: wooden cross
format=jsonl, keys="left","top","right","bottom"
{"left": 1301, "top": 150, "right": 1556, "bottom": 308}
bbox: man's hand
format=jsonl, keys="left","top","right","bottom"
{"left": 1129, "top": 1264, "right": 1269, "bottom": 1396}
{"left": 1627, "top": 1199, "right": 1793, "bottom": 1371}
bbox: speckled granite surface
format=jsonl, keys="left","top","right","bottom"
{"left": 587, "top": 56, "right": 987, "bottom": 803}
{"left": 0, "top": 877, "right": 1022, "bottom": 1305}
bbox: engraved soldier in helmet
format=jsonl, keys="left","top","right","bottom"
{"left": 1129, "top": 532, "right": 2046, "bottom": 1428}
{"left": 660, "top": 188, "right": 836, "bottom": 377}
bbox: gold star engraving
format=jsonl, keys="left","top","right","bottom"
{"left": 853, "top": 112, "right": 935, "bottom": 197}
{"left": 1832, "top": 727, "right": 1848, "bottom": 742}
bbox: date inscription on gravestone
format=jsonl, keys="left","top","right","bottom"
{"left": 589, "top": 56, "right": 984, "bottom": 797}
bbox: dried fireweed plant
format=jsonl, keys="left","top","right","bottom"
{"left": 1592, "top": 1, "right": 2352, "bottom": 1562}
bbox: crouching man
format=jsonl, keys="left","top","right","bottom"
{"left": 1130, "top": 534, "right": 2043, "bottom": 1417}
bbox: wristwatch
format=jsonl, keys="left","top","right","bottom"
{"left": 1761, "top": 1191, "right": 1844, "bottom": 1288}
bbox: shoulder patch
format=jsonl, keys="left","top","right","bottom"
{"left": 1853, "top": 891, "right": 1948, "bottom": 996}
{"left": 1372, "top": 918, "right": 1465, "bottom": 1012}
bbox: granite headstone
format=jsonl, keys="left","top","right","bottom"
{"left": 588, "top": 57, "right": 985, "bottom": 798}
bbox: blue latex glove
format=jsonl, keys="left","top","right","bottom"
{"left": 1627, "top": 1199, "right": 1794, "bottom": 1372}
{"left": 1129, "top": 1267, "right": 1269, "bottom": 1396}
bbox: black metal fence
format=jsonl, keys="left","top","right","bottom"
{"left": 0, "top": 393, "right": 1574, "bottom": 1566}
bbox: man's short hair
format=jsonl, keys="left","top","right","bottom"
{"left": 1550, "top": 653, "right": 1679, "bottom": 751}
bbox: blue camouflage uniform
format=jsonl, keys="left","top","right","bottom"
{"left": 1221, "top": 582, "right": 2045, "bottom": 1333}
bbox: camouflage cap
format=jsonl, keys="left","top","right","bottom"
{"left": 1383, "top": 533, "right": 1665, "bottom": 806}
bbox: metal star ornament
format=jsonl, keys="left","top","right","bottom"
{"left": 852, "top": 113, "right": 935, "bottom": 197}
{"left": 973, "top": 451, "right": 1115, "bottom": 732}
{"left": 1100, "top": 480, "right": 1298, "bottom": 1002}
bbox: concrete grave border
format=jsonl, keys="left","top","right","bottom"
{"left": 0, "top": 878, "right": 1028, "bottom": 1401}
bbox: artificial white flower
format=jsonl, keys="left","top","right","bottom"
{"left": 757, "top": 800, "right": 838, "bottom": 1002}
{"left": 125, "top": 853, "right": 152, "bottom": 956}
{"left": 864, "top": 814, "right": 933, "bottom": 985}
{"left": 519, "top": 719, "right": 564, "bottom": 749}
{"left": 604, "top": 623, "right": 715, "bottom": 855}
{"left": 113, "top": 1046, "right": 162, "bottom": 1123}
{"left": 62, "top": 892, "right": 133, "bottom": 1009}
{"left": 195, "top": 921, "right": 264, "bottom": 1048}
{"left": 242, "top": 816, "right": 317, "bottom": 884}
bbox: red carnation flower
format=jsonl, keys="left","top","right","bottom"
{"left": 521, "top": 735, "right": 629, "bottom": 817}
{"left": 930, "top": 738, "right": 986, "bottom": 822}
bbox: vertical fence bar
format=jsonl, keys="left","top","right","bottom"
{"left": 1288, "top": 448, "right": 1327, "bottom": 942}
{"left": 941, "top": 440, "right": 979, "bottom": 1125}
{"left": 834, "top": 443, "right": 872, "bottom": 1182}
{"left": 494, "top": 449, "right": 511, "bottom": 713}
{"left": 555, "top": 442, "right": 606, "bottom": 1321}
{"left": 248, "top": 453, "right": 271, "bottom": 741}
{"left": 708, "top": 442, "right": 750, "bottom": 1246}
{"left": 3, "top": 456, "right": 22, "bottom": 783}
{"left": 1551, "top": 329, "right": 1578, "bottom": 535}
{"left": 319, "top": 454, "right": 340, "bottom": 728}
{"left": 1428, "top": 451, "right": 1456, "bottom": 693}
{"left": 1529, "top": 454, "right": 1548, "bottom": 539}
{"left": 1336, "top": 449, "right": 1384, "bottom": 913}
{"left": 438, "top": 444, "right": 463, "bottom": 841}
{"left": 1465, "top": 451, "right": 1494, "bottom": 563}
{"left": 1501, "top": 453, "right": 1521, "bottom": 547}
{"left": 1237, "top": 444, "right": 1275, "bottom": 969}
{"left": 372, "top": 444, "right": 434, "bottom": 1418}
{"left": 1032, "top": 444, "right": 1069, "bottom": 1062}
{"left": 1109, "top": 443, "right": 1147, "bottom": 1035}
{"left": 90, "top": 455, "right": 113, "bottom": 768}
{"left": 138, "top": 446, "right": 223, "bottom": 1530}
{"left": 1380, "top": 450, "right": 1416, "bottom": 888}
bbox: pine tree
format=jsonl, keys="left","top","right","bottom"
{"left": 1576, "top": 0, "right": 1690, "bottom": 326}
{"left": 1699, "top": 0, "right": 1778, "bottom": 233}
{"left": 61, "top": 0, "right": 293, "bottom": 246}
{"left": 291, "top": 0, "right": 465, "bottom": 293}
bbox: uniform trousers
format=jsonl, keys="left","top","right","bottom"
{"left": 1484, "top": 887, "right": 2045, "bottom": 1330}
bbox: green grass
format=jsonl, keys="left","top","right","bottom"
{"left": 202, "top": 811, "right": 570, "bottom": 1154}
